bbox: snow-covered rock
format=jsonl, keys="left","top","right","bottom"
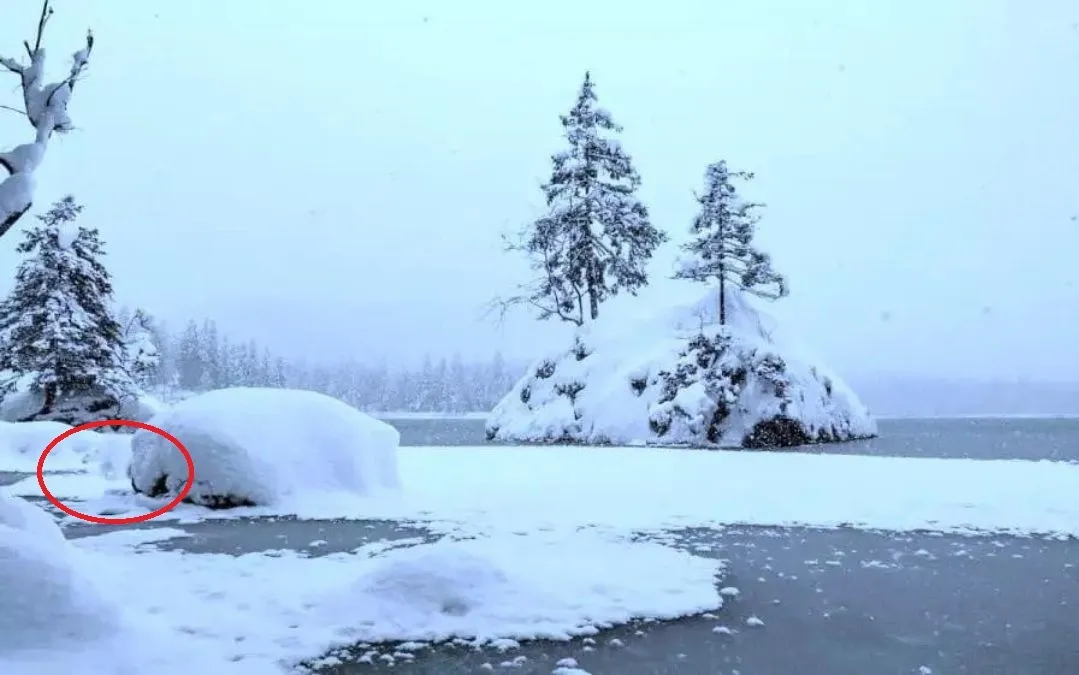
{"left": 128, "top": 387, "right": 401, "bottom": 508}
{"left": 0, "top": 490, "right": 121, "bottom": 654}
{"left": 487, "top": 284, "right": 876, "bottom": 448}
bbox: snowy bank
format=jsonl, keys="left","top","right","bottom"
{"left": 0, "top": 490, "right": 121, "bottom": 656}
{"left": 23, "top": 444, "right": 1079, "bottom": 538}
{"left": 487, "top": 284, "right": 876, "bottom": 448}
{"left": 4, "top": 524, "right": 721, "bottom": 674}
{"left": 0, "top": 420, "right": 130, "bottom": 473}
{"left": 129, "top": 387, "right": 401, "bottom": 508}
{"left": 315, "top": 533, "right": 722, "bottom": 644}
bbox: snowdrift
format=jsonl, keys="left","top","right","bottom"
{"left": 487, "top": 284, "right": 877, "bottom": 448}
{"left": 316, "top": 533, "right": 723, "bottom": 643}
{"left": 0, "top": 420, "right": 132, "bottom": 473}
{"left": 128, "top": 387, "right": 401, "bottom": 508}
{"left": 0, "top": 490, "right": 121, "bottom": 654}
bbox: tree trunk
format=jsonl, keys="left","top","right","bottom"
{"left": 41, "top": 382, "right": 56, "bottom": 415}
{"left": 719, "top": 275, "right": 727, "bottom": 326}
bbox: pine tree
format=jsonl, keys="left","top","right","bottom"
{"left": 674, "top": 161, "right": 788, "bottom": 325}
{"left": 271, "top": 357, "right": 288, "bottom": 388}
{"left": 199, "top": 319, "right": 221, "bottom": 389}
{"left": 147, "top": 318, "right": 174, "bottom": 388}
{"left": 502, "top": 72, "right": 666, "bottom": 325}
{"left": 258, "top": 348, "right": 274, "bottom": 387}
{"left": 121, "top": 308, "right": 161, "bottom": 388}
{"left": 176, "top": 320, "right": 203, "bottom": 390}
{"left": 0, "top": 196, "right": 136, "bottom": 423}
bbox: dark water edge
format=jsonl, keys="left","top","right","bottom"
{"left": 385, "top": 416, "right": 1079, "bottom": 462}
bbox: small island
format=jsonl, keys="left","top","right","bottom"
{"left": 487, "top": 73, "right": 876, "bottom": 449}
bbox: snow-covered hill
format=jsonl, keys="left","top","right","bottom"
{"left": 487, "top": 284, "right": 877, "bottom": 448}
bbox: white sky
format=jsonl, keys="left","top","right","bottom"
{"left": 0, "top": 0, "right": 1076, "bottom": 381}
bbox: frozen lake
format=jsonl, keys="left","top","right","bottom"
{"left": 388, "top": 415, "right": 1079, "bottom": 462}
{"left": 3, "top": 415, "right": 1077, "bottom": 674}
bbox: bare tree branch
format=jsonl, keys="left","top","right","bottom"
{"left": 0, "top": 104, "right": 27, "bottom": 117}
{"left": 33, "top": 1, "right": 53, "bottom": 54}
{"left": 0, "top": 0, "right": 94, "bottom": 237}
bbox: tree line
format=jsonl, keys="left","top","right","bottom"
{"left": 148, "top": 317, "right": 524, "bottom": 413}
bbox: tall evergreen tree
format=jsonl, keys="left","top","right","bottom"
{"left": 503, "top": 72, "right": 666, "bottom": 325}
{"left": 199, "top": 319, "right": 221, "bottom": 389}
{"left": 121, "top": 308, "right": 161, "bottom": 388}
{"left": 674, "top": 161, "right": 788, "bottom": 325}
{"left": 0, "top": 196, "right": 136, "bottom": 423}
{"left": 176, "top": 320, "right": 203, "bottom": 390}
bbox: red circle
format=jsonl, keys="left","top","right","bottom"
{"left": 35, "top": 419, "right": 195, "bottom": 525}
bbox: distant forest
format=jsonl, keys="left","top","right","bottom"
{"left": 137, "top": 317, "right": 1079, "bottom": 417}
{"left": 141, "top": 317, "right": 526, "bottom": 413}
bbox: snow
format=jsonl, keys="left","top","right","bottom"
{"left": 0, "top": 420, "right": 129, "bottom": 473}
{"left": 56, "top": 220, "right": 78, "bottom": 249}
{"left": 0, "top": 27, "right": 93, "bottom": 230}
{"left": 487, "top": 283, "right": 877, "bottom": 448}
{"left": 128, "top": 387, "right": 400, "bottom": 507}
{"left": 16, "top": 443, "right": 1079, "bottom": 539}
{"left": 0, "top": 370, "right": 164, "bottom": 426}
{"left": 315, "top": 533, "right": 721, "bottom": 642}
{"left": 0, "top": 525, "right": 721, "bottom": 675}
{"left": 0, "top": 490, "right": 121, "bottom": 656}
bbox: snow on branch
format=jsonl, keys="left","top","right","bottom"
{"left": 0, "top": 0, "right": 94, "bottom": 239}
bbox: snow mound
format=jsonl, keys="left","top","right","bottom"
{"left": 128, "top": 387, "right": 401, "bottom": 508}
{"left": 0, "top": 420, "right": 99, "bottom": 472}
{"left": 487, "top": 284, "right": 876, "bottom": 448}
{"left": 317, "top": 533, "right": 723, "bottom": 644}
{"left": 0, "top": 490, "right": 122, "bottom": 655}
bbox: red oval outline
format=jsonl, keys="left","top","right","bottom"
{"left": 35, "top": 419, "right": 194, "bottom": 525}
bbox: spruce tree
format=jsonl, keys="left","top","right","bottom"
{"left": 121, "top": 308, "right": 161, "bottom": 388}
{"left": 199, "top": 319, "right": 221, "bottom": 389}
{"left": 674, "top": 161, "right": 788, "bottom": 325}
{"left": 176, "top": 320, "right": 203, "bottom": 390}
{"left": 505, "top": 72, "right": 666, "bottom": 325}
{"left": 0, "top": 196, "right": 136, "bottom": 423}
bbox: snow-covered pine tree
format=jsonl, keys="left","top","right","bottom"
{"left": 199, "top": 319, "right": 221, "bottom": 389}
{"left": 0, "top": 2, "right": 94, "bottom": 237}
{"left": 0, "top": 196, "right": 137, "bottom": 423}
{"left": 501, "top": 72, "right": 666, "bottom": 325}
{"left": 121, "top": 308, "right": 161, "bottom": 388}
{"left": 176, "top": 320, "right": 202, "bottom": 390}
{"left": 674, "top": 160, "right": 788, "bottom": 325}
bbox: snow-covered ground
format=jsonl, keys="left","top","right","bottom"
{"left": 3, "top": 519, "right": 720, "bottom": 675}
{"left": 13, "top": 444, "right": 1079, "bottom": 538}
{"left": 3, "top": 397, "right": 1079, "bottom": 674}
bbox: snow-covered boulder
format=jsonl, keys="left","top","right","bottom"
{"left": 0, "top": 490, "right": 121, "bottom": 654}
{"left": 128, "top": 387, "right": 401, "bottom": 508}
{"left": 487, "top": 285, "right": 877, "bottom": 448}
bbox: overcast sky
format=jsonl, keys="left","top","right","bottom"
{"left": 0, "top": 0, "right": 1076, "bottom": 381}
